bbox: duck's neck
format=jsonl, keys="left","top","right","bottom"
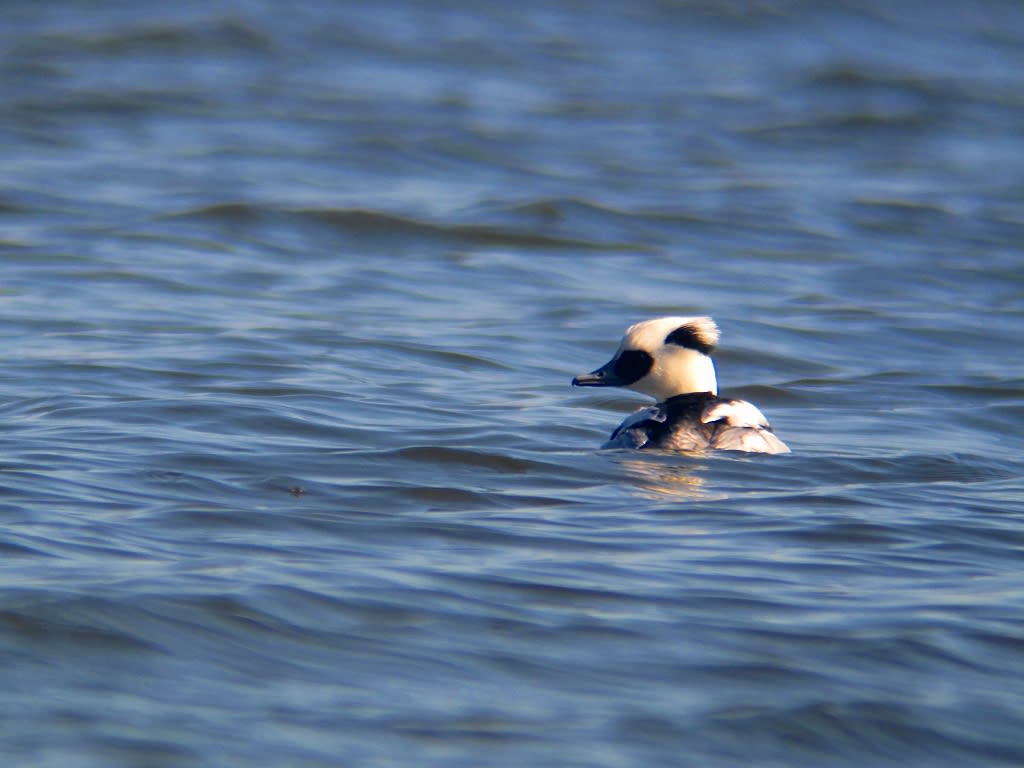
{"left": 661, "top": 391, "right": 717, "bottom": 407}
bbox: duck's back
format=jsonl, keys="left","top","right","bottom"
{"left": 603, "top": 392, "right": 789, "bottom": 454}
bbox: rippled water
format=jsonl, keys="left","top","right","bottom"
{"left": 3, "top": 1, "right": 1024, "bottom": 766}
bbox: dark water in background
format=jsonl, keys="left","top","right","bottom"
{"left": 3, "top": 1, "right": 1024, "bottom": 766}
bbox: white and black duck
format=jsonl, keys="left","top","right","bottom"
{"left": 572, "top": 316, "right": 790, "bottom": 454}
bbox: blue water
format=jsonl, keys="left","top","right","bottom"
{"left": 3, "top": 1, "right": 1024, "bottom": 766}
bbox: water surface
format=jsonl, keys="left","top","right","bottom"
{"left": 2, "top": 1, "right": 1024, "bottom": 766}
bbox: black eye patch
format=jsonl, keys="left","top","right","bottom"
{"left": 613, "top": 349, "right": 653, "bottom": 385}
{"left": 664, "top": 325, "right": 714, "bottom": 355}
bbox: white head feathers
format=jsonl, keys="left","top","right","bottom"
{"left": 573, "top": 316, "right": 721, "bottom": 401}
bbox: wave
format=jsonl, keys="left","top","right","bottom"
{"left": 163, "top": 202, "right": 650, "bottom": 251}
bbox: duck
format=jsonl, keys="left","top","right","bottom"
{"left": 572, "top": 316, "right": 789, "bottom": 453}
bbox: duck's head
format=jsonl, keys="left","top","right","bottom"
{"left": 572, "top": 316, "right": 720, "bottom": 401}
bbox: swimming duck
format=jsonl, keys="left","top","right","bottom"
{"left": 572, "top": 316, "right": 789, "bottom": 453}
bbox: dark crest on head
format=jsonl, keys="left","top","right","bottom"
{"left": 664, "top": 323, "right": 715, "bottom": 355}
